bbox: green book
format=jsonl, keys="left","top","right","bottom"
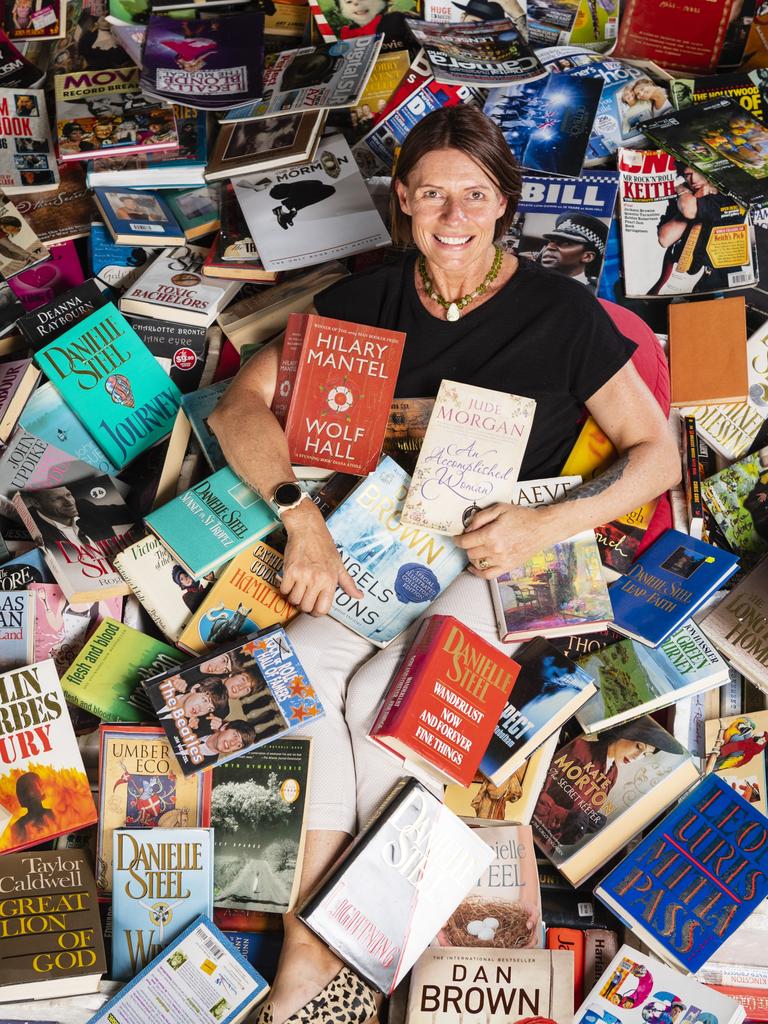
{"left": 62, "top": 617, "right": 186, "bottom": 721}
{"left": 34, "top": 302, "right": 182, "bottom": 470}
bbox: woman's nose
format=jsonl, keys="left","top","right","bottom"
{"left": 441, "top": 197, "right": 467, "bottom": 223}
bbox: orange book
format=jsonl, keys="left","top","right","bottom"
{"left": 669, "top": 295, "right": 748, "bottom": 407}
{"left": 546, "top": 925, "right": 584, "bottom": 1008}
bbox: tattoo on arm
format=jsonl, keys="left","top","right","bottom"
{"left": 570, "top": 455, "right": 630, "bottom": 501}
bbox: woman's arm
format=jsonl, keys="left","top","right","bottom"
{"left": 208, "top": 340, "right": 362, "bottom": 616}
{"left": 455, "top": 360, "right": 681, "bottom": 577}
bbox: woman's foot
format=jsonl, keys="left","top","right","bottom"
{"left": 267, "top": 928, "right": 344, "bottom": 1024}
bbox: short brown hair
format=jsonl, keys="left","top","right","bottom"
{"left": 389, "top": 105, "right": 522, "bottom": 248}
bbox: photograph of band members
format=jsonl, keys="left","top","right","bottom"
{"left": 517, "top": 212, "right": 608, "bottom": 292}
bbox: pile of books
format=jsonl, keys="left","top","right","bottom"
{"left": 2, "top": 0, "right": 768, "bottom": 1023}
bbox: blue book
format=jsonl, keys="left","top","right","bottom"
{"left": 145, "top": 467, "right": 277, "bottom": 578}
{"left": 595, "top": 773, "right": 768, "bottom": 974}
{"left": 93, "top": 188, "right": 185, "bottom": 247}
{"left": 19, "top": 382, "right": 117, "bottom": 475}
{"left": 89, "top": 221, "right": 153, "bottom": 292}
{"left": 0, "top": 548, "right": 53, "bottom": 587}
{"left": 111, "top": 827, "right": 214, "bottom": 979}
{"left": 608, "top": 528, "right": 739, "bottom": 647}
{"left": 180, "top": 379, "right": 231, "bottom": 471}
{"left": 223, "top": 931, "right": 281, "bottom": 984}
{"left": 326, "top": 456, "right": 467, "bottom": 646}
{"left": 86, "top": 915, "right": 268, "bottom": 1024}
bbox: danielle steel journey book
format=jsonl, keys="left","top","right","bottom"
{"left": 276, "top": 312, "right": 405, "bottom": 476}
{"left": 575, "top": 945, "right": 745, "bottom": 1024}
{"left": 531, "top": 715, "right": 698, "bottom": 887}
{"left": 608, "top": 528, "right": 740, "bottom": 647}
{"left": 112, "top": 826, "right": 214, "bottom": 979}
{"left": 370, "top": 615, "right": 520, "bottom": 787}
{"left": 400, "top": 380, "right": 536, "bottom": 535}
{"left": 479, "top": 637, "right": 597, "bottom": 788}
{"left": 97, "top": 724, "right": 212, "bottom": 896}
{"left": 325, "top": 456, "right": 467, "bottom": 647}
{"left": 299, "top": 779, "right": 494, "bottom": 994}
{"left": 700, "top": 555, "right": 768, "bottom": 693}
{"left": 0, "top": 849, "right": 107, "bottom": 1002}
{"left": 595, "top": 773, "right": 768, "bottom": 974}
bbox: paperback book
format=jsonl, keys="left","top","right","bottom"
{"left": 89, "top": 222, "right": 153, "bottom": 292}
{"left": 0, "top": 26, "right": 44, "bottom": 86}
{"left": 31, "top": 583, "right": 122, "bottom": 676}
{"left": 92, "top": 187, "right": 185, "bottom": 247}
{"left": 19, "top": 380, "right": 117, "bottom": 475}
{"left": 16, "top": 278, "right": 108, "bottom": 351}
{"left": 7, "top": 238, "right": 83, "bottom": 312}
{"left": 180, "top": 378, "right": 230, "bottom": 471}
{"left": 702, "top": 449, "right": 768, "bottom": 565}
{"left": 165, "top": 185, "right": 220, "bottom": 241}
{"left": 13, "top": 164, "right": 96, "bottom": 244}
{"left": 0, "top": 589, "right": 33, "bottom": 670}
{"left": 0, "top": 356, "right": 40, "bottom": 442}
{"left": 700, "top": 555, "right": 768, "bottom": 692}
{"left": 0, "top": 87, "right": 58, "bottom": 194}
{"left": 0, "top": 191, "right": 47, "bottom": 279}
{"left": 382, "top": 397, "right": 434, "bottom": 475}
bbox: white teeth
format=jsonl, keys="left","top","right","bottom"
{"left": 436, "top": 235, "right": 471, "bottom": 245}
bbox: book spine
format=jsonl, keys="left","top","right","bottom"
{"left": 683, "top": 415, "right": 705, "bottom": 540}
{"left": 546, "top": 926, "right": 585, "bottom": 1007}
{"left": 371, "top": 617, "right": 441, "bottom": 737}
{"left": 583, "top": 927, "right": 619, "bottom": 992}
{"left": 272, "top": 313, "right": 307, "bottom": 427}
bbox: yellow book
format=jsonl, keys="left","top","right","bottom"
{"left": 560, "top": 415, "right": 616, "bottom": 480}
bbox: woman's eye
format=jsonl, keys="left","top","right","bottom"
{"left": 470, "top": 191, "right": 486, "bottom": 200}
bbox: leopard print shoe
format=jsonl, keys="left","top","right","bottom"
{"left": 256, "top": 965, "right": 378, "bottom": 1024}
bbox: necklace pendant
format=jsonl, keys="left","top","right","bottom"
{"left": 446, "top": 302, "right": 460, "bottom": 322}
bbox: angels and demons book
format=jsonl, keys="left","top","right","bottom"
{"left": 370, "top": 615, "right": 520, "bottom": 787}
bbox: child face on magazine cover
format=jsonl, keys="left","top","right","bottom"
{"left": 338, "top": 0, "right": 386, "bottom": 27}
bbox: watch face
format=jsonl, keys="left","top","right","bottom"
{"left": 274, "top": 482, "right": 302, "bottom": 506}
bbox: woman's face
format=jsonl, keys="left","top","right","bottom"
{"left": 609, "top": 738, "right": 651, "bottom": 765}
{"left": 395, "top": 148, "right": 507, "bottom": 275}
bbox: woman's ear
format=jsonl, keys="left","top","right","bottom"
{"left": 394, "top": 177, "right": 411, "bottom": 215}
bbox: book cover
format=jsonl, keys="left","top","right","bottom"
{"left": 702, "top": 448, "right": 768, "bottom": 565}
{"left": 93, "top": 188, "right": 185, "bottom": 247}
{"left": 2, "top": 0, "right": 65, "bottom": 40}
{"left": 700, "top": 556, "right": 768, "bottom": 692}
{"left": 143, "top": 625, "right": 324, "bottom": 775}
{"left": 11, "top": 164, "right": 95, "bottom": 244}
{"left": 178, "top": 541, "right": 296, "bottom": 655}
{"left": 325, "top": 457, "right": 467, "bottom": 646}
{"left": 705, "top": 709, "right": 768, "bottom": 815}
{"left": 139, "top": 12, "right": 264, "bottom": 110}
{"left": 0, "top": 25, "right": 43, "bottom": 88}
{"left": 532, "top": 716, "right": 698, "bottom": 887}
{"left": 547, "top": 925, "right": 585, "bottom": 1005}
{"left": 370, "top": 615, "right": 521, "bottom": 787}
{"left": 299, "top": 779, "right": 493, "bottom": 993}
{"left": 204, "top": 110, "right": 326, "bottom": 182}
{"left": 583, "top": 928, "right": 619, "bottom": 995}
{"left": 61, "top": 616, "right": 185, "bottom": 722}
{"left": 126, "top": 314, "right": 209, "bottom": 395}
{"left": 30, "top": 582, "right": 122, "bottom": 675}
{"left": 382, "top": 397, "right": 433, "bottom": 475}
{"left": 406, "top": 947, "right": 572, "bottom": 1022}
{"left": 576, "top": 620, "right": 730, "bottom": 733}
{"left": 19, "top": 380, "right": 117, "bottom": 475}
{"left": 595, "top": 774, "right": 768, "bottom": 974}
{"left": 0, "top": 589, "right": 32, "bottom": 670}
{"left": 0, "top": 87, "right": 58, "bottom": 194}
{"left": 618, "top": 148, "right": 756, "bottom": 297}
{"left": 614, "top": 0, "right": 735, "bottom": 72}
{"left": 0, "top": 658, "right": 97, "bottom": 854}
{"left": 479, "top": 637, "right": 597, "bottom": 787}
{"left": 165, "top": 185, "right": 220, "bottom": 241}
{"left": 97, "top": 724, "right": 212, "bottom": 896}
{"left": 144, "top": 466, "right": 277, "bottom": 579}
{"left": 281, "top": 313, "right": 405, "bottom": 476}
{"left": 89, "top": 221, "right": 153, "bottom": 292}
{"left": 483, "top": 72, "right": 603, "bottom": 177}
{"left": 669, "top": 296, "right": 748, "bottom": 407}
{"left": 34, "top": 302, "right": 183, "bottom": 471}
{"left": 8, "top": 238, "right": 83, "bottom": 312}
{"left": 401, "top": 380, "right": 536, "bottom": 535}
{"left": 0, "top": 547, "right": 53, "bottom": 589}
{"left": 180, "top": 378, "right": 230, "bottom": 471}
{"left": 436, "top": 825, "right": 543, "bottom": 950}
{"left": 16, "top": 278, "right": 108, "bottom": 351}
{"left": 608, "top": 529, "right": 740, "bottom": 647}
{"left": 233, "top": 134, "right": 390, "bottom": 271}
{"left": 112, "top": 826, "right": 214, "bottom": 978}
{"left": 0, "top": 357, "right": 40, "bottom": 442}
{"left": 643, "top": 97, "right": 768, "bottom": 210}
{"left": 211, "top": 739, "right": 311, "bottom": 914}
{"left": 0, "top": 850, "right": 106, "bottom": 1001}
{"left": 683, "top": 415, "right": 706, "bottom": 539}
{"left": 0, "top": 191, "right": 48, "bottom": 279}
{"left": 86, "top": 915, "right": 268, "bottom": 1024}
{"left": 575, "top": 945, "right": 744, "bottom": 1024}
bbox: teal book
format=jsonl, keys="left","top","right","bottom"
{"left": 19, "top": 382, "right": 117, "bottom": 475}
{"left": 145, "top": 467, "right": 278, "bottom": 578}
{"left": 34, "top": 303, "right": 182, "bottom": 471}
{"left": 111, "top": 827, "right": 214, "bottom": 979}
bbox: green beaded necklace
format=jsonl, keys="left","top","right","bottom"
{"left": 417, "top": 245, "right": 504, "bottom": 321}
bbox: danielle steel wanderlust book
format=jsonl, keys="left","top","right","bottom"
{"left": 595, "top": 773, "right": 768, "bottom": 974}
{"left": 400, "top": 380, "right": 536, "bottom": 535}
{"left": 275, "top": 313, "right": 405, "bottom": 476}
{"left": 325, "top": 456, "right": 467, "bottom": 647}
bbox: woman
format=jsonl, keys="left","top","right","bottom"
{"left": 210, "top": 105, "right": 680, "bottom": 1024}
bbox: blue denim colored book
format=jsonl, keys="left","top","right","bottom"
{"left": 608, "top": 528, "right": 739, "bottom": 647}
{"left": 179, "top": 379, "right": 231, "bottom": 471}
{"left": 596, "top": 772, "right": 768, "bottom": 973}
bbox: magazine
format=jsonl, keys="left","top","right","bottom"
{"left": 0, "top": 87, "right": 58, "bottom": 193}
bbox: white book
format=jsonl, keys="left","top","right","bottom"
{"left": 400, "top": 379, "right": 536, "bottom": 535}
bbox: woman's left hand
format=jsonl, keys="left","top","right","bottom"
{"left": 454, "top": 503, "right": 559, "bottom": 579}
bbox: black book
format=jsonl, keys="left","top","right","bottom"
{"left": 16, "top": 279, "right": 109, "bottom": 350}
{"left": 125, "top": 315, "right": 209, "bottom": 394}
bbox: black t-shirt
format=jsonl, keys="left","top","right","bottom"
{"left": 314, "top": 254, "right": 636, "bottom": 480}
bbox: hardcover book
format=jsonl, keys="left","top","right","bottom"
{"left": 143, "top": 625, "right": 324, "bottom": 775}
{"left": 112, "top": 826, "right": 214, "bottom": 978}
{"left": 89, "top": 221, "right": 153, "bottom": 292}
{"left": 401, "top": 380, "right": 536, "bottom": 535}
{"left": 325, "top": 457, "right": 467, "bottom": 646}
{"left": 204, "top": 110, "right": 327, "bottom": 182}
{"left": 702, "top": 449, "right": 768, "bottom": 565}
{"left": 382, "top": 397, "right": 434, "bottom": 475}
{"left": 595, "top": 773, "right": 768, "bottom": 974}
{"left": 705, "top": 708, "right": 768, "bottom": 816}
{"left": 0, "top": 192, "right": 48, "bottom": 280}
{"left": 180, "top": 378, "right": 230, "bottom": 471}
{"left": 669, "top": 295, "right": 748, "bottom": 407}
{"left": 12, "top": 164, "right": 96, "bottom": 244}
{"left": 93, "top": 188, "right": 185, "bottom": 247}
{"left": 34, "top": 302, "right": 183, "bottom": 471}
{"left": 0, "top": 850, "right": 106, "bottom": 1002}
{"left": 278, "top": 313, "right": 405, "bottom": 476}
{"left": 0, "top": 357, "right": 40, "bottom": 443}
{"left": 144, "top": 466, "right": 277, "bottom": 579}
{"left": 97, "top": 724, "right": 212, "bottom": 896}
{"left": 0, "top": 87, "right": 58, "bottom": 194}
{"left": 62, "top": 616, "right": 185, "bottom": 723}
{"left": 479, "top": 636, "right": 597, "bottom": 787}
{"left": 0, "top": 658, "right": 97, "bottom": 854}
{"left": 700, "top": 556, "right": 768, "bottom": 692}
{"left": 19, "top": 381, "right": 117, "bottom": 475}
{"left": 608, "top": 528, "right": 740, "bottom": 647}
{"left": 614, "top": 0, "right": 735, "bottom": 72}
{"left": 370, "top": 615, "right": 521, "bottom": 787}
{"left": 211, "top": 739, "right": 312, "bottom": 914}
{"left": 0, "top": 589, "right": 33, "bottom": 670}
{"left": 299, "top": 779, "right": 494, "bottom": 994}
{"left": 16, "top": 278, "right": 108, "bottom": 351}
{"left": 683, "top": 415, "right": 706, "bottom": 539}
{"left": 30, "top": 583, "right": 123, "bottom": 675}
{"left": 165, "top": 185, "right": 220, "bottom": 241}
{"left": 532, "top": 715, "right": 699, "bottom": 887}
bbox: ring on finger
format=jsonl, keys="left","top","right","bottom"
{"left": 478, "top": 557, "right": 490, "bottom": 570}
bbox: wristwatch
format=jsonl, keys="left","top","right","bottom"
{"left": 269, "top": 480, "right": 311, "bottom": 519}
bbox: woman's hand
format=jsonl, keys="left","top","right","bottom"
{"left": 454, "top": 503, "right": 560, "bottom": 579}
{"left": 280, "top": 502, "right": 363, "bottom": 616}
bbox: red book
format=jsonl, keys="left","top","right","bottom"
{"left": 547, "top": 926, "right": 584, "bottom": 1009}
{"left": 614, "top": 0, "right": 736, "bottom": 72}
{"left": 274, "top": 313, "right": 405, "bottom": 475}
{"left": 369, "top": 614, "right": 520, "bottom": 787}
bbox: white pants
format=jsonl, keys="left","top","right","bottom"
{"left": 286, "top": 571, "right": 515, "bottom": 834}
